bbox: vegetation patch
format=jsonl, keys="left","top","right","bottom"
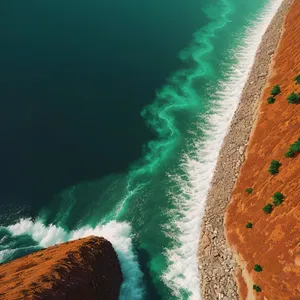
{"left": 270, "top": 84, "right": 281, "bottom": 96}
{"left": 254, "top": 264, "right": 263, "bottom": 272}
{"left": 246, "top": 222, "right": 253, "bottom": 228}
{"left": 267, "top": 96, "right": 276, "bottom": 104}
{"left": 272, "top": 192, "right": 285, "bottom": 206}
{"left": 268, "top": 160, "right": 282, "bottom": 175}
{"left": 287, "top": 92, "right": 300, "bottom": 104}
{"left": 285, "top": 138, "right": 300, "bottom": 157}
{"left": 263, "top": 203, "right": 273, "bottom": 214}
{"left": 295, "top": 74, "right": 300, "bottom": 85}
{"left": 245, "top": 187, "right": 253, "bottom": 194}
{"left": 253, "top": 285, "right": 262, "bottom": 293}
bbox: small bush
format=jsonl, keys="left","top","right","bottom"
{"left": 268, "top": 160, "right": 282, "bottom": 175}
{"left": 295, "top": 74, "right": 300, "bottom": 85}
{"left": 267, "top": 96, "right": 275, "bottom": 104}
{"left": 246, "top": 222, "right": 253, "bottom": 228}
{"left": 245, "top": 188, "right": 253, "bottom": 194}
{"left": 285, "top": 138, "right": 300, "bottom": 157}
{"left": 287, "top": 92, "right": 300, "bottom": 104}
{"left": 285, "top": 150, "right": 294, "bottom": 158}
{"left": 254, "top": 264, "right": 263, "bottom": 272}
{"left": 253, "top": 285, "right": 262, "bottom": 292}
{"left": 271, "top": 84, "right": 281, "bottom": 96}
{"left": 263, "top": 203, "right": 273, "bottom": 214}
{"left": 273, "top": 192, "right": 285, "bottom": 206}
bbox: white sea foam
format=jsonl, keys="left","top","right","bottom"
{"left": 162, "top": 0, "right": 284, "bottom": 299}
{"left": 0, "top": 246, "right": 41, "bottom": 263}
{"left": 5, "top": 218, "right": 144, "bottom": 300}
{"left": 0, "top": 248, "right": 16, "bottom": 262}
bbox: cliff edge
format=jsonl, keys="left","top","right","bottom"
{"left": 0, "top": 236, "right": 123, "bottom": 300}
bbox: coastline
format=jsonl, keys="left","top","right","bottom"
{"left": 226, "top": 0, "right": 300, "bottom": 298}
{"left": 197, "top": 0, "right": 293, "bottom": 299}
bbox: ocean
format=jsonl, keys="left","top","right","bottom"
{"left": 0, "top": 0, "right": 283, "bottom": 299}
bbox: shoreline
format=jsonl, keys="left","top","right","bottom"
{"left": 225, "top": 0, "right": 300, "bottom": 298}
{"left": 197, "top": 0, "right": 293, "bottom": 299}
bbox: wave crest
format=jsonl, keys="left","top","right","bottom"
{"left": 2, "top": 218, "right": 144, "bottom": 300}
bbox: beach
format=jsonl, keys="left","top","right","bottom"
{"left": 198, "top": 0, "right": 293, "bottom": 299}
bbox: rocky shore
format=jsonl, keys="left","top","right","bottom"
{"left": 197, "top": 0, "right": 293, "bottom": 299}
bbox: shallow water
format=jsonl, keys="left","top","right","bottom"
{"left": 0, "top": 0, "right": 282, "bottom": 299}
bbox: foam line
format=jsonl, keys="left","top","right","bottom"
{"left": 162, "top": 0, "right": 283, "bottom": 299}
{"left": 4, "top": 219, "right": 144, "bottom": 300}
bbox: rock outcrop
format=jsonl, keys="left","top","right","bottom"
{"left": 0, "top": 236, "right": 123, "bottom": 300}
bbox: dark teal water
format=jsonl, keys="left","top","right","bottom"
{"left": 0, "top": 1, "right": 208, "bottom": 213}
{"left": 0, "top": 0, "right": 281, "bottom": 299}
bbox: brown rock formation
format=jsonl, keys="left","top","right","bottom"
{"left": 226, "top": 0, "right": 300, "bottom": 299}
{"left": 0, "top": 236, "right": 123, "bottom": 300}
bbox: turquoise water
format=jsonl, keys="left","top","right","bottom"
{"left": 0, "top": 0, "right": 282, "bottom": 299}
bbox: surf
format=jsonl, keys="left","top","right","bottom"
{"left": 162, "top": 0, "right": 284, "bottom": 298}
{"left": 1, "top": 218, "right": 144, "bottom": 300}
{"left": 0, "top": 0, "right": 285, "bottom": 299}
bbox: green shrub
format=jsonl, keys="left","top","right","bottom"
{"left": 287, "top": 92, "right": 300, "bottom": 104}
{"left": 253, "top": 285, "right": 262, "bottom": 292}
{"left": 285, "top": 138, "right": 300, "bottom": 157}
{"left": 268, "top": 160, "right": 282, "bottom": 175}
{"left": 295, "top": 74, "right": 300, "bottom": 85}
{"left": 246, "top": 222, "right": 253, "bottom": 228}
{"left": 285, "top": 150, "right": 294, "bottom": 158}
{"left": 254, "top": 264, "right": 263, "bottom": 272}
{"left": 272, "top": 192, "right": 285, "bottom": 206}
{"left": 263, "top": 203, "right": 273, "bottom": 214}
{"left": 267, "top": 96, "right": 276, "bottom": 104}
{"left": 271, "top": 84, "right": 281, "bottom": 96}
{"left": 245, "top": 188, "right": 253, "bottom": 194}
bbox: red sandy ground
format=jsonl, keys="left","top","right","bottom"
{"left": 0, "top": 236, "right": 122, "bottom": 299}
{"left": 226, "top": 1, "right": 300, "bottom": 299}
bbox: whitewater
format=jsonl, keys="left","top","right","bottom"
{"left": 163, "top": 0, "right": 283, "bottom": 299}
{"left": 1, "top": 218, "right": 144, "bottom": 300}
{"left": 0, "top": 0, "right": 284, "bottom": 299}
